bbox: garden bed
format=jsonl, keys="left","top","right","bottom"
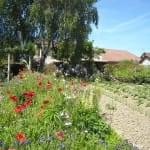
{"left": 99, "top": 81, "right": 150, "bottom": 117}
{"left": 0, "top": 72, "right": 132, "bottom": 149}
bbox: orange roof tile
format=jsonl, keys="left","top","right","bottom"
{"left": 100, "top": 49, "right": 140, "bottom": 62}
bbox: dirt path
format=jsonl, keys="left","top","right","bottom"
{"left": 99, "top": 94, "right": 150, "bottom": 150}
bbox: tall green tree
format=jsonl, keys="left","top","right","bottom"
{"left": 0, "top": 0, "right": 34, "bottom": 49}
{"left": 1, "top": 0, "right": 99, "bottom": 67}
{"left": 30, "top": 0, "right": 99, "bottom": 64}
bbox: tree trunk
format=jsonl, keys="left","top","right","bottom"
{"left": 39, "top": 39, "right": 51, "bottom": 71}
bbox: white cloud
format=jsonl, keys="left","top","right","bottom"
{"left": 102, "top": 12, "right": 150, "bottom": 33}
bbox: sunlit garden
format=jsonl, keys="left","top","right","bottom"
{"left": 1, "top": 0, "right": 150, "bottom": 149}
{"left": 0, "top": 71, "right": 134, "bottom": 149}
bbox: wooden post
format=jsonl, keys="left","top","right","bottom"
{"left": 7, "top": 53, "right": 10, "bottom": 82}
{"left": 40, "top": 48, "right": 42, "bottom": 59}
{"left": 28, "top": 55, "right": 31, "bottom": 70}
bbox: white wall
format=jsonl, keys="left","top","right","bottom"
{"left": 141, "top": 58, "right": 150, "bottom": 65}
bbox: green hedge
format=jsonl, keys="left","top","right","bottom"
{"left": 104, "top": 61, "right": 150, "bottom": 83}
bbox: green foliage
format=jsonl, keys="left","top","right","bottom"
{"left": 54, "top": 40, "right": 75, "bottom": 61}
{"left": 73, "top": 106, "right": 111, "bottom": 139}
{"left": 0, "top": 72, "right": 126, "bottom": 149}
{"left": 94, "top": 47, "right": 105, "bottom": 55}
{"left": 0, "top": 0, "right": 34, "bottom": 47}
{"left": 54, "top": 40, "right": 94, "bottom": 62}
{"left": 82, "top": 40, "right": 94, "bottom": 60}
{"left": 100, "top": 81, "right": 150, "bottom": 107}
{"left": 1, "top": 0, "right": 99, "bottom": 64}
{"left": 104, "top": 61, "right": 150, "bottom": 83}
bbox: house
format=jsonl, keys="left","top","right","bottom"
{"left": 140, "top": 52, "right": 150, "bottom": 66}
{"left": 94, "top": 49, "right": 140, "bottom": 64}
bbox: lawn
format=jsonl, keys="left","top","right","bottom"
{"left": 0, "top": 71, "right": 133, "bottom": 150}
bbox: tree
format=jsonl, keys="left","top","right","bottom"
{"left": 0, "top": 0, "right": 99, "bottom": 71}
{"left": 0, "top": 0, "right": 37, "bottom": 76}
{"left": 0, "top": 0, "right": 35, "bottom": 48}
{"left": 30, "top": 0, "right": 99, "bottom": 65}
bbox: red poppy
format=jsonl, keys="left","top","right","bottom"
{"left": 10, "top": 95, "right": 18, "bottom": 102}
{"left": 20, "top": 103, "right": 26, "bottom": 109}
{"left": 14, "top": 99, "right": 32, "bottom": 113}
{"left": 23, "top": 91, "right": 35, "bottom": 98}
{"left": 37, "top": 81, "right": 42, "bottom": 88}
{"left": 58, "top": 88, "right": 63, "bottom": 93}
{"left": 14, "top": 105, "right": 24, "bottom": 113}
{"left": 15, "top": 132, "right": 26, "bottom": 143}
{"left": 55, "top": 131, "right": 64, "bottom": 140}
{"left": 24, "top": 99, "right": 32, "bottom": 107}
{"left": 46, "top": 81, "right": 52, "bottom": 89}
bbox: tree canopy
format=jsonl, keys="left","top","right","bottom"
{"left": 0, "top": 0, "right": 99, "bottom": 64}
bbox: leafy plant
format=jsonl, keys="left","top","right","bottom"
{"left": 104, "top": 61, "right": 150, "bottom": 83}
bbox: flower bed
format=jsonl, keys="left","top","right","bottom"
{"left": 0, "top": 72, "right": 131, "bottom": 149}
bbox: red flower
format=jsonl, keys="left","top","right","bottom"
{"left": 10, "top": 95, "right": 18, "bottom": 102}
{"left": 46, "top": 81, "right": 52, "bottom": 89}
{"left": 24, "top": 99, "right": 32, "bottom": 107}
{"left": 37, "top": 81, "right": 42, "bottom": 88}
{"left": 55, "top": 131, "right": 64, "bottom": 140}
{"left": 14, "top": 105, "right": 24, "bottom": 113}
{"left": 15, "top": 132, "right": 26, "bottom": 143}
{"left": 23, "top": 91, "right": 35, "bottom": 98}
{"left": 14, "top": 99, "right": 33, "bottom": 113}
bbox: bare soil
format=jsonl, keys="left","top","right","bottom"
{"left": 99, "top": 93, "right": 150, "bottom": 150}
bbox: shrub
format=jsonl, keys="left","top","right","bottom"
{"left": 43, "top": 64, "right": 58, "bottom": 75}
{"left": 103, "top": 61, "right": 150, "bottom": 83}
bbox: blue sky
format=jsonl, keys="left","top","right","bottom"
{"left": 90, "top": 0, "right": 150, "bottom": 56}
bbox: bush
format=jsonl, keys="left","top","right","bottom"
{"left": 57, "top": 63, "right": 88, "bottom": 78}
{"left": 103, "top": 61, "right": 150, "bottom": 83}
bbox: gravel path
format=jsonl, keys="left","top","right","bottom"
{"left": 99, "top": 94, "right": 150, "bottom": 150}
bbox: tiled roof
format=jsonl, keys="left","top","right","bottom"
{"left": 98, "top": 49, "right": 140, "bottom": 62}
